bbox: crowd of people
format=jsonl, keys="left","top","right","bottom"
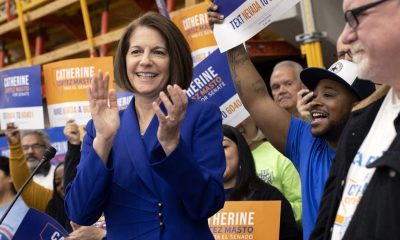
{"left": 0, "top": 0, "right": 399, "bottom": 239}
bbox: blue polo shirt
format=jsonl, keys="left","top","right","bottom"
{"left": 285, "top": 117, "right": 335, "bottom": 240}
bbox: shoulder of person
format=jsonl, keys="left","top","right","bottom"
{"left": 352, "top": 85, "right": 389, "bottom": 112}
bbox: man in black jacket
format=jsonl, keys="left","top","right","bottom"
{"left": 311, "top": 0, "right": 400, "bottom": 239}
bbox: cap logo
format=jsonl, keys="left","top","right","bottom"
{"left": 329, "top": 62, "right": 343, "bottom": 73}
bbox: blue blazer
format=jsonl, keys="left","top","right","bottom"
{"left": 65, "top": 98, "right": 226, "bottom": 239}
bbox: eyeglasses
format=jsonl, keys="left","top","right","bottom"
{"left": 344, "top": 0, "right": 387, "bottom": 29}
{"left": 22, "top": 144, "right": 45, "bottom": 151}
{"left": 334, "top": 49, "right": 352, "bottom": 60}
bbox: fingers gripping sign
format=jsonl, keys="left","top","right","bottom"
{"left": 64, "top": 120, "right": 80, "bottom": 145}
{"left": 5, "top": 122, "right": 20, "bottom": 145}
{"left": 207, "top": 3, "right": 225, "bottom": 30}
{"left": 153, "top": 85, "right": 188, "bottom": 156}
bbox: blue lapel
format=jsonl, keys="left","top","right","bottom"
{"left": 121, "top": 98, "right": 161, "bottom": 198}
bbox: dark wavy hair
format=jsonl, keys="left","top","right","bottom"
{"left": 45, "top": 162, "right": 69, "bottom": 230}
{"left": 114, "top": 11, "right": 193, "bottom": 93}
{"left": 222, "top": 125, "right": 266, "bottom": 200}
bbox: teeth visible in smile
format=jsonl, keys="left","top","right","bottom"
{"left": 312, "top": 112, "right": 327, "bottom": 118}
{"left": 136, "top": 73, "right": 156, "bottom": 78}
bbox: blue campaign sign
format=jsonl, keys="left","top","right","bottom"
{"left": 188, "top": 49, "right": 249, "bottom": 126}
{"left": 213, "top": 0, "right": 244, "bottom": 16}
{"left": 47, "top": 126, "right": 67, "bottom": 143}
{"left": 188, "top": 49, "right": 235, "bottom": 105}
{"left": 0, "top": 127, "right": 67, "bottom": 164}
{"left": 0, "top": 136, "right": 8, "bottom": 157}
{"left": 13, "top": 208, "right": 68, "bottom": 240}
{"left": 116, "top": 90, "right": 134, "bottom": 110}
{"left": 0, "top": 65, "right": 42, "bottom": 109}
{"left": 46, "top": 126, "right": 68, "bottom": 164}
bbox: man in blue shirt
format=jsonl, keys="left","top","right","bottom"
{"left": 207, "top": 4, "right": 375, "bottom": 239}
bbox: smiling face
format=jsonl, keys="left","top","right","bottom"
{"left": 125, "top": 26, "right": 170, "bottom": 100}
{"left": 270, "top": 66, "right": 304, "bottom": 114}
{"left": 222, "top": 136, "right": 239, "bottom": 189}
{"left": 309, "top": 79, "right": 357, "bottom": 141}
{"left": 342, "top": 0, "right": 400, "bottom": 88}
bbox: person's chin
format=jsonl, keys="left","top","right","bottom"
{"left": 357, "top": 58, "right": 373, "bottom": 80}
{"left": 27, "top": 157, "right": 39, "bottom": 162}
{"left": 27, "top": 159, "right": 40, "bottom": 169}
{"left": 278, "top": 100, "right": 294, "bottom": 109}
{"left": 311, "top": 126, "right": 328, "bottom": 137}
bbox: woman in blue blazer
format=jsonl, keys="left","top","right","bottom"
{"left": 65, "top": 12, "right": 226, "bottom": 239}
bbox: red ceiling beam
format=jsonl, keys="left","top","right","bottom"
{"left": 37, "top": 15, "right": 86, "bottom": 41}
{"left": 132, "top": 0, "right": 155, "bottom": 11}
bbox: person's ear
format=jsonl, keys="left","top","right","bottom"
{"left": 7, "top": 176, "right": 12, "bottom": 184}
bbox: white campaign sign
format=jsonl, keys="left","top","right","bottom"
{"left": 214, "top": 0, "right": 300, "bottom": 52}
